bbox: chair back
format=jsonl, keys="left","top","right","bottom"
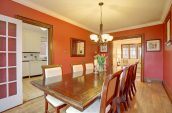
{"left": 42, "top": 65, "right": 62, "bottom": 81}
{"left": 72, "top": 64, "right": 83, "bottom": 77}
{"left": 85, "top": 63, "right": 94, "bottom": 74}
{"left": 123, "top": 65, "right": 134, "bottom": 94}
{"left": 100, "top": 70, "right": 122, "bottom": 113}
{"left": 132, "top": 62, "right": 139, "bottom": 82}
{"left": 119, "top": 66, "right": 129, "bottom": 96}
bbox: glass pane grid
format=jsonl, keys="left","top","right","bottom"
{"left": 0, "top": 51, "right": 6, "bottom": 53}
{"left": 0, "top": 35, "right": 6, "bottom": 37}
{"left": 0, "top": 21, "right": 18, "bottom": 99}
{"left": 8, "top": 36, "right": 16, "bottom": 39}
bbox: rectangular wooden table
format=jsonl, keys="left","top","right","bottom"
{"left": 31, "top": 72, "right": 111, "bottom": 111}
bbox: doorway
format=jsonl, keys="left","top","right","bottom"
{"left": 112, "top": 36, "right": 143, "bottom": 81}
{"left": 16, "top": 16, "right": 53, "bottom": 102}
{"left": 22, "top": 23, "right": 48, "bottom": 101}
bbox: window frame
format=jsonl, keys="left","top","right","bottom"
{"left": 121, "top": 43, "right": 141, "bottom": 59}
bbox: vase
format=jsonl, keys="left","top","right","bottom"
{"left": 98, "top": 64, "right": 104, "bottom": 72}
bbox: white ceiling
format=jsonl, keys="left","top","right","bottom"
{"left": 23, "top": 23, "right": 48, "bottom": 35}
{"left": 13, "top": 0, "right": 172, "bottom": 33}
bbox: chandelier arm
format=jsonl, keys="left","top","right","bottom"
{"left": 90, "top": 2, "right": 113, "bottom": 45}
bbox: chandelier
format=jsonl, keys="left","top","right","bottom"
{"left": 90, "top": 2, "right": 113, "bottom": 44}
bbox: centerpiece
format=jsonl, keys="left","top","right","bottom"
{"left": 94, "top": 54, "right": 107, "bottom": 73}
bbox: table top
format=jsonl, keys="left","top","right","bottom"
{"left": 31, "top": 71, "right": 111, "bottom": 111}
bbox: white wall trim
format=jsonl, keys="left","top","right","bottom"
{"left": 12, "top": 0, "right": 97, "bottom": 33}
{"left": 105, "top": 21, "right": 162, "bottom": 33}
{"left": 161, "top": 0, "right": 172, "bottom": 22}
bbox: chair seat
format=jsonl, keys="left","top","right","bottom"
{"left": 46, "top": 95, "right": 64, "bottom": 107}
{"left": 66, "top": 99, "right": 111, "bottom": 113}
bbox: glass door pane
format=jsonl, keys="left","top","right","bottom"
{"left": 0, "top": 36, "right": 6, "bottom": 51}
{"left": 0, "top": 21, "right": 6, "bottom": 35}
{"left": 8, "top": 23, "right": 16, "bottom": 37}
{"left": 8, "top": 38, "right": 16, "bottom": 51}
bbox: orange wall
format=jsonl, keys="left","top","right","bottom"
{"left": 163, "top": 7, "right": 172, "bottom": 99}
{"left": 110, "top": 24, "right": 164, "bottom": 81}
{"left": 0, "top": 0, "right": 97, "bottom": 74}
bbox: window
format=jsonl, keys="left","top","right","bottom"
{"left": 121, "top": 45, "right": 129, "bottom": 58}
{"left": 130, "top": 44, "right": 137, "bottom": 59}
{"left": 121, "top": 44, "right": 141, "bottom": 59}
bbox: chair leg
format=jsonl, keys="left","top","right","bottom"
{"left": 133, "top": 82, "right": 137, "bottom": 92}
{"left": 129, "top": 88, "right": 133, "bottom": 100}
{"left": 126, "top": 93, "right": 130, "bottom": 107}
{"left": 56, "top": 108, "right": 60, "bottom": 113}
{"left": 45, "top": 100, "right": 48, "bottom": 113}
{"left": 131, "top": 85, "right": 135, "bottom": 96}
{"left": 116, "top": 103, "right": 121, "bottom": 113}
{"left": 123, "top": 102, "right": 128, "bottom": 111}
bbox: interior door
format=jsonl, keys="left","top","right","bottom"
{"left": 0, "top": 14, "right": 22, "bottom": 112}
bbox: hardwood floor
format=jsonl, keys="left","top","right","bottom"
{"left": 3, "top": 82, "right": 172, "bottom": 113}
{"left": 23, "top": 76, "right": 44, "bottom": 102}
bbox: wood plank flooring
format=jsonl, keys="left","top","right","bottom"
{"left": 23, "top": 76, "right": 44, "bottom": 102}
{"left": 3, "top": 82, "right": 172, "bottom": 113}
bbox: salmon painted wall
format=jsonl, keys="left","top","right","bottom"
{"left": 0, "top": 0, "right": 97, "bottom": 74}
{"left": 163, "top": 7, "right": 172, "bottom": 99}
{"left": 110, "top": 24, "right": 164, "bottom": 80}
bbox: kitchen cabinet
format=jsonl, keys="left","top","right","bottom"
{"left": 29, "top": 61, "right": 41, "bottom": 76}
{"left": 30, "top": 61, "right": 47, "bottom": 76}
{"left": 22, "top": 62, "right": 30, "bottom": 77}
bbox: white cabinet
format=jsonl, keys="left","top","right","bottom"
{"left": 23, "top": 60, "right": 47, "bottom": 77}
{"left": 22, "top": 62, "right": 30, "bottom": 77}
{"left": 29, "top": 61, "right": 41, "bottom": 76}
{"left": 30, "top": 61, "right": 47, "bottom": 76}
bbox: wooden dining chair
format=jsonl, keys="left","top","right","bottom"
{"left": 113, "top": 66, "right": 129, "bottom": 113}
{"left": 66, "top": 70, "right": 123, "bottom": 113}
{"left": 42, "top": 65, "right": 66, "bottom": 113}
{"left": 72, "top": 64, "right": 84, "bottom": 77}
{"left": 114, "top": 64, "right": 134, "bottom": 112}
{"left": 124, "top": 65, "right": 135, "bottom": 105}
{"left": 130, "top": 62, "right": 139, "bottom": 96}
{"left": 85, "top": 63, "right": 94, "bottom": 74}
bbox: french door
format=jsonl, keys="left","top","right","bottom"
{"left": 0, "top": 14, "right": 22, "bottom": 112}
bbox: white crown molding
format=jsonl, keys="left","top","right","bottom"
{"left": 161, "top": 0, "right": 172, "bottom": 22}
{"left": 12, "top": 0, "right": 97, "bottom": 33}
{"left": 105, "top": 21, "right": 162, "bottom": 33}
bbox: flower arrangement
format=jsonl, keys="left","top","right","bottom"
{"left": 94, "top": 54, "right": 107, "bottom": 72}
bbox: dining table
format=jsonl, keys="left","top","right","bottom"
{"left": 31, "top": 71, "right": 114, "bottom": 111}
